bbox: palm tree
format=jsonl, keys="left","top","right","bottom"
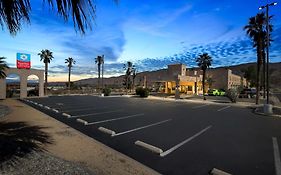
{"left": 244, "top": 12, "right": 272, "bottom": 104}
{"left": 95, "top": 55, "right": 104, "bottom": 92}
{"left": 38, "top": 49, "right": 54, "bottom": 94}
{"left": 0, "top": 0, "right": 118, "bottom": 35}
{"left": 196, "top": 53, "right": 212, "bottom": 100}
{"left": 123, "top": 61, "right": 134, "bottom": 93}
{"left": 0, "top": 57, "right": 9, "bottom": 79}
{"left": 65, "top": 57, "right": 76, "bottom": 90}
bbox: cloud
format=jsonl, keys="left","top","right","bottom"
{"left": 134, "top": 26, "right": 281, "bottom": 71}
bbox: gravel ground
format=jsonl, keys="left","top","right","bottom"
{"left": 0, "top": 105, "right": 10, "bottom": 117}
{"left": 0, "top": 151, "right": 94, "bottom": 175}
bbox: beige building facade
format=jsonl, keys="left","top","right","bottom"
{"left": 0, "top": 68, "right": 44, "bottom": 99}
{"left": 206, "top": 68, "right": 247, "bottom": 90}
{"left": 152, "top": 64, "right": 247, "bottom": 95}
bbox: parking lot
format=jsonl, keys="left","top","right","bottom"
{"left": 22, "top": 95, "right": 281, "bottom": 175}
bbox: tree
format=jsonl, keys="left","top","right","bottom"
{"left": 244, "top": 12, "right": 273, "bottom": 104}
{"left": 196, "top": 53, "right": 212, "bottom": 100}
{"left": 241, "top": 66, "right": 257, "bottom": 87}
{"left": 38, "top": 49, "right": 54, "bottom": 94}
{"left": 95, "top": 55, "right": 104, "bottom": 92}
{"left": 65, "top": 57, "right": 76, "bottom": 91}
{"left": 206, "top": 76, "right": 215, "bottom": 89}
{"left": 0, "top": 57, "right": 9, "bottom": 79}
{"left": 132, "top": 68, "right": 137, "bottom": 91}
{"left": 0, "top": 0, "right": 118, "bottom": 35}
{"left": 123, "top": 61, "right": 135, "bottom": 93}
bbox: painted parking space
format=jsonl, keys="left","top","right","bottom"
{"left": 21, "top": 96, "right": 281, "bottom": 175}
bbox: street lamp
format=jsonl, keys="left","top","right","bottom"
{"left": 258, "top": 2, "right": 277, "bottom": 113}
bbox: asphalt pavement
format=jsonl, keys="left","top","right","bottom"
{"left": 21, "top": 95, "right": 281, "bottom": 175}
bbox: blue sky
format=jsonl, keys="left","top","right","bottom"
{"left": 1, "top": 0, "right": 281, "bottom": 81}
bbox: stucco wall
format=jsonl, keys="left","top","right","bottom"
{"left": 0, "top": 68, "right": 44, "bottom": 99}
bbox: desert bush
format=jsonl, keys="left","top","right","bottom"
{"left": 102, "top": 88, "right": 111, "bottom": 96}
{"left": 226, "top": 88, "right": 239, "bottom": 103}
{"left": 269, "top": 95, "right": 280, "bottom": 106}
{"left": 135, "top": 87, "right": 149, "bottom": 97}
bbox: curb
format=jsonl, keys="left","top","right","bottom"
{"left": 254, "top": 107, "right": 281, "bottom": 118}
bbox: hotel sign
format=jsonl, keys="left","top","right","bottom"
{"left": 17, "top": 53, "right": 31, "bottom": 69}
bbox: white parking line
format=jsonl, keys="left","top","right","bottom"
{"left": 160, "top": 125, "right": 212, "bottom": 157}
{"left": 273, "top": 137, "right": 281, "bottom": 175}
{"left": 217, "top": 106, "right": 231, "bottom": 112}
{"left": 69, "top": 110, "right": 122, "bottom": 118}
{"left": 112, "top": 119, "right": 172, "bottom": 137}
{"left": 192, "top": 104, "right": 210, "bottom": 109}
{"left": 86, "top": 113, "right": 145, "bottom": 125}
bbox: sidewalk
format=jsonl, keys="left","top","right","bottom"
{"left": 147, "top": 95, "right": 257, "bottom": 108}
{"left": 148, "top": 95, "right": 281, "bottom": 117}
{"left": 0, "top": 99, "right": 159, "bottom": 175}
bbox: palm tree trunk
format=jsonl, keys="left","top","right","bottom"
{"left": 262, "top": 50, "right": 266, "bottom": 99}
{"left": 68, "top": 66, "right": 71, "bottom": 91}
{"left": 126, "top": 75, "right": 128, "bottom": 95}
{"left": 202, "top": 70, "right": 206, "bottom": 100}
{"left": 97, "top": 64, "right": 100, "bottom": 93}
{"left": 45, "top": 63, "right": 48, "bottom": 95}
{"left": 256, "top": 40, "right": 262, "bottom": 105}
{"left": 102, "top": 63, "right": 104, "bottom": 90}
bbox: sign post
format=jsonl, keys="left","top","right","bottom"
{"left": 17, "top": 53, "right": 31, "bottom": 69}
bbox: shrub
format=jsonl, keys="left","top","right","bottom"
{"left": 102, "top": 88, "right": 111, "bottom": 96}
{"left": 135, "top": 87, "right": 149, "bottom": 98}
{"left": 269, "top": 95, "right": 280, "bottom": 106}
{"left": 226, "top": 88, "right": 239, "bottom": 103}
{"left": 6, "top": 90, "right": 13, "bottom": 98}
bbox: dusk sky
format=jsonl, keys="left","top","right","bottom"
{"left": 1, "top": 0, "right": 281, "bottom": 82}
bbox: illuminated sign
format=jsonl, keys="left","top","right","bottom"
{"left": 17, "top": 53, "right": 31, "bottom": 69}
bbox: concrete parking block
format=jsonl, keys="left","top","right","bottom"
{"left": 135, "top": 140, "right": 163, "bottom": 154}
{"left": 44, "top": 106, "right": 51, "bottom": 110}
{"left": 52, "top": 109, "right": 59, "bottom": 113}
{"left": 62, "top": 113, "right": 71, "bottom": 117}
{"left": 98, "top": 127, "right": 116, "bottom": 136}
{"left": 38, "top": 104, "right": 43, "bottom": 107}
{"left": 210, "top": 168, "right": 232, "bottom": 175}
{"left": 76, "top": 118, "right": 88, "bottom": 125}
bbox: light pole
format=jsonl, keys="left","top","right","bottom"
{"left": 259, "top": 2, "right": 277, "bottom": 107}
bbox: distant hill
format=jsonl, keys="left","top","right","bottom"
{"left": 75, "top": 62, "right": 281, "bottom": 90}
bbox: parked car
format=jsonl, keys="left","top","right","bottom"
{"left": 208, "top": 89, "right": 226, "bottom": 96}
{"left": 239, "top": 88, "right": 256, "bottom": 98}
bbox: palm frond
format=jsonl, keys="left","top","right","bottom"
{"left": 1, "top": 0, "right": 118, "bottom": 34}
{"left": 0, "top": 57, "right": 9, "bottom": 78}
{"left": 0, "top": 0, "right": 31, "bottom": 35}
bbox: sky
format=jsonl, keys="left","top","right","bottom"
{"left": 0, "top": 0, "right": 281, "bottom": 82}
